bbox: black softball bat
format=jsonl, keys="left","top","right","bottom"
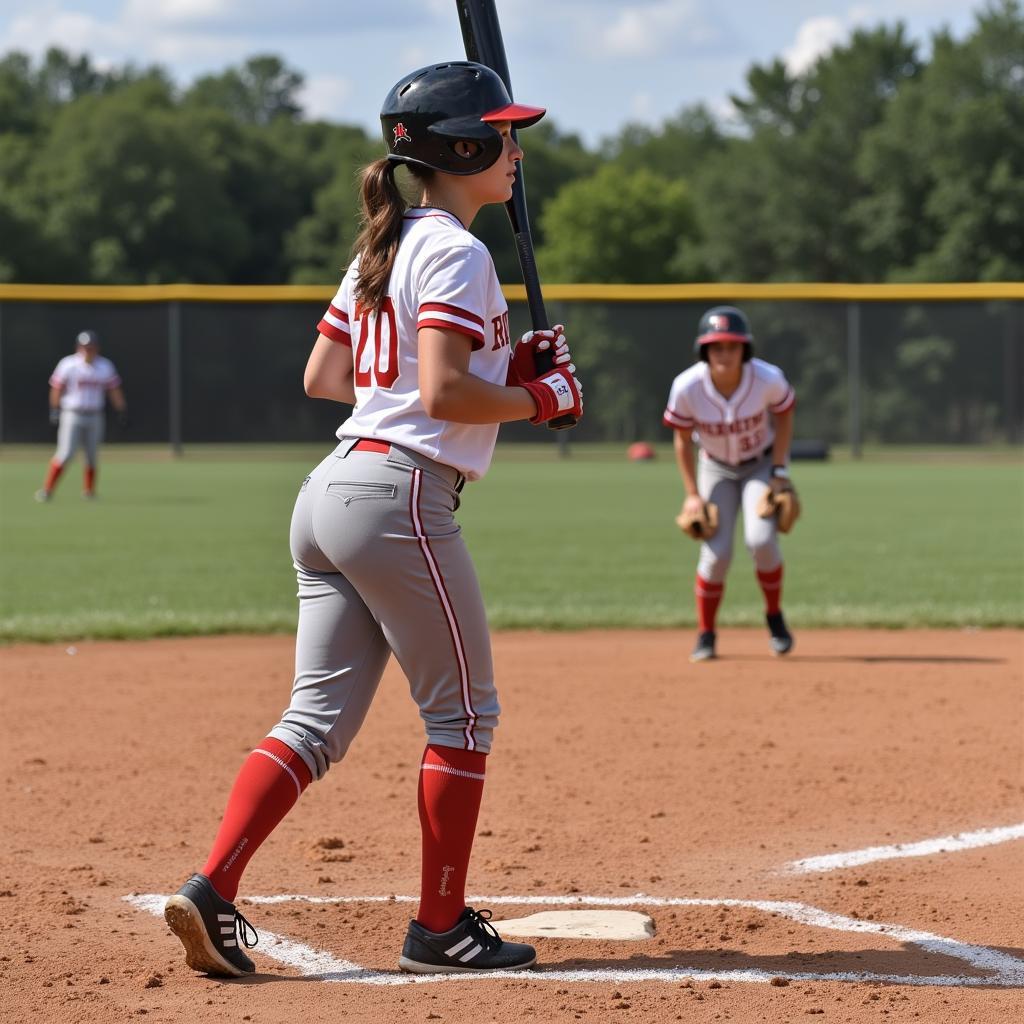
{"left": 455, "top": 0, "right": 578, "bottom": 430}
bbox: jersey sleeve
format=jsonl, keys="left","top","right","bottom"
{"left": 102, "top": 362, "right": 122, "bottom": 390}
{"left": 49, "top": 357, "right": 70, "bottom": 388}
{"left": 316, "top": 271, "right": 353, "bottom": 346}
{"left": 415, "top": 244, "right": 490, "bottom": 350}
{"left": 763, "top": 364, "right": 796, "bottom": 414}
{"left": 662, "top": 375, "right": 696, "bottom": 431}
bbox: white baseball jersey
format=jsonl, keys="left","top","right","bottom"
{"left": 49, "top": 353, "right": 122, "bottom": 412}
{"left": 662, "top": 358, "right": 796, "bottom": 465}
{"left": 316, "top": 208, "right": 512, "bottom": 481}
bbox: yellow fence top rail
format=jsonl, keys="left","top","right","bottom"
{"left": 0, "top": 282, "right": 1022, "bottom": 303}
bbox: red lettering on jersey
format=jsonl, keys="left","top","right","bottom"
{"left": 490, "top": 311, "right": 510, "bottom": 352}
{"left": 353, "top": 298, "right": 400, "bottom": 389}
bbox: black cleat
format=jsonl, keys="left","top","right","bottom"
{"left": 689, "top": 630, "right": 716, "bottom": 662}
{"left": 766, "top": 612, "right": 794, "bottom": 656}
{"left": 164, "top": 873, "right": 258, "bottom": 977}
{"left": 399, "top": 907, "right": 537, "bottom": 974}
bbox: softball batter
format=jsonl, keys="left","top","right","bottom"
{"left": 35, "top": 330, "right": 127, "bottom": 501}
{"left": 664, "top": 306, "right": 796, "bottom": 662}
{"left": 164, "top": 61, "right": 582, "bottom": 977}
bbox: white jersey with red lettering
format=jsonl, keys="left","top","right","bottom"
{"left": 49, "top": 353, "right": 122, "bottom": 412}
{"left": 316, "top": 208, "right": 511, "bottom": 481}
{"left": 662, "top": 358, "right": 796, "bottom": 465}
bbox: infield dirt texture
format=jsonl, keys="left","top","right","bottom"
{"left": 2, "top": 628, "right": 1022, "bottom": 1022}
{"left": 1, "top": 446, "right": 1022, "bottom": 1022}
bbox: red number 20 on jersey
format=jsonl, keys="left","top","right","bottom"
{"left": 353, "top": 298, "right": 399, "bottom": 389}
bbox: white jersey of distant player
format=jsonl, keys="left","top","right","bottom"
{"left": 317, "top": 208, "right": 511, "bottom": 481}
{"left": 50, "top": 353, "right": 122, "bottom": 412}
{"left": 663, "top": 358, "right": 796, "bottom": 465}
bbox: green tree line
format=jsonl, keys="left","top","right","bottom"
{"left": 1, "top": 2, "right": 1020, "bottom": 287}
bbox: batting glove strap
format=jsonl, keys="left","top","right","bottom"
{"left": 522, "top": 368, "right": 583, "bottom": 425}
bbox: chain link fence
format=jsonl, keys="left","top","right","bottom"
{"left": 1, "top": 285, "right": 1020, "bottom": 449}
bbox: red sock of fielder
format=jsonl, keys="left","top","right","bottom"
{"left": 695, "top": 574, "right": 724, "bottom": 632}
{"left": 201, "top": 737, "right": 312, "bottom": 902}
{"left": 84, "top": 465, "right": 96, "bottom": 495}
{"left": 43, "top": 459, "right": 64, "bottom": 494}
{"left": 416, "top": 744, "right": 487, "bottom": 934}
{"left": 757, "top": 564, "right": 784, "bottom": 615}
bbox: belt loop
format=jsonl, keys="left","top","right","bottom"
{"left": 338, "top": 437, "right": 360, "bottom": 458}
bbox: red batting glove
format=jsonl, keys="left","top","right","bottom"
{"left": 522, "top": 366, "right": 583, "bottom": 425}
{"left": 506, "top": 325, "right": 570, "bottom": 386}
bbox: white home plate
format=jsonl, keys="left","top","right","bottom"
{"left": 493, "top": 910, "right": 655, "bottom": 940}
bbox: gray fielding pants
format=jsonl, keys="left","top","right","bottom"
{"left": 696, "top": 451, "right": 782, "bottom": 583}
{"left": 55, "top": 410, "right": 103, "bottom": 466}
{"left": 269, "top": 438, "right": 499, "bottom": 782}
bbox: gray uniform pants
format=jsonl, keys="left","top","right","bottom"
{"left": 696, "top": 451, "right": 782, "bottom": 583}
{"left": 268, "top": 438, "right": 499, "bottom": 782}
{"left": 55, "top": 410, "right": 103, "bottom": 467}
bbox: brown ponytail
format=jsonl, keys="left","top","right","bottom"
{"left": 352, "top": 158, "right": 431, "bottom": 312}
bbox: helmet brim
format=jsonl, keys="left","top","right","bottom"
{"left": 481, "top": 103, "right": 546, "bottom": 128}
{"left": 698, "top": 332, "right": 751, "bottom": 345}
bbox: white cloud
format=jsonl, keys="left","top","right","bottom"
{"left": 299, "top": 73, "right": 355, "bottom": 122}
{"left": 781, "top": 7, "right": 876, "bottom": 76}
{"left": 123, "top": 0, "right": 434, "bottom": 33}
{"left": 0, "top": 4, "right": 132, "bottom": 59}
{"left": 783, "top": 16, "right": 845, "bottom": 75}
{"left": 594, "top": 1, "right": 715, "bottom": 59}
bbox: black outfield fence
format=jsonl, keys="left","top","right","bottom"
{"left": 0, "top": 283, "right": 1021, "bottom": 450}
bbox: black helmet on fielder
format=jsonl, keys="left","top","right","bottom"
{"left": 380, "top": 61, "right": 545, "bottom": 176}
{"left": 694, "top": 306, "right": 754, "bottom": 362}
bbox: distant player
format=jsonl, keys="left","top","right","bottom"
{"left": 35, "top": 330, "right": 127, "bottom": 502}
{"left": 163, "top": 61, "right": 581, "bottom": 979}
{"left": 664, "top": 307, "right": 796, "bottom": 661}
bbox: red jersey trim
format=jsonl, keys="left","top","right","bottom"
{"left": 418, "top": 318, "right": 485, "bottom": 350}
{"left": 663, "top": 408, "right": 694, "bottom": 429}
{"left": 317, "top": 319, "right": 353, "bottom": 346}
{"left": 769, "top": 389, "right": 796, "bottom": 414}
{"left": 418, "top": 302, "right": 485, "bottom": 328}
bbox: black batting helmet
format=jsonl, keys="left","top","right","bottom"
{"left": 694, "top": 306, "right": 754, "bottom": 362}
{"left": 380, "top": 61, "right": 545, "bottom": 176}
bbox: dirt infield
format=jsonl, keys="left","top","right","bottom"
{"left": 2, "top": 629, "right": 1022, "bottom": 1023}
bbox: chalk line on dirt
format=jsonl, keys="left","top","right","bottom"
{"left": 784, "top": 822, "right": 1024, "bottom": 874}
{"left": 124, "top": 892, "right": 1024, "bottom": 988}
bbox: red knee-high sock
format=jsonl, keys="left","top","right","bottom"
{"left": 416, "top": 744, "right": 487, "bottom": 933}
{"left": 201, "top": 737, "right": 312, "bottom": 902}
{"left": 43, "top": 459, "right": 64, "bottom": 493}
{"left": 757, "top": 564, "right": 784, "bottom": 615}
{"left": 84, "top": 465, "right": 96, "bottom": 494}
{"left": 695, "top": 574, "right": 724, "bottom": 632}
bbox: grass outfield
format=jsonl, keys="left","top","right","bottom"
{"left": 1, "top": 443, "right": 1021, "bottom": 641}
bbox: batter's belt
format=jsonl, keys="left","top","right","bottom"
{"left": 344, "top": 437, "right": 466, "bottom": 492}
{"left": 707, "top": 444, "right": 773, "bottom": 469}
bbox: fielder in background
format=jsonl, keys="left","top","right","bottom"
{"left": 164, "top": 61, "right": 582, "bottom": 980}
{"left": 35, "top": 330, "right": 127, "bottom": 502}
{"left": 664, "top": 306, "right": 797, "bottom": 662}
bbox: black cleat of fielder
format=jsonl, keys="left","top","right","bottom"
{"left": 399, "top": 907, "right": 537, "bottom": 974}
{"left": 164, "top": 873, "right": 258, "bottom": 977}
{"left": 689, "top": 630, "right": 716, "bottom": 663}
{"left": 766, "top": 612, "right": 794, "bottom": 656}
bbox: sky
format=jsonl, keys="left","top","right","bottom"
{"left": 0, "top": 1, "right": 982, "bottom": 146}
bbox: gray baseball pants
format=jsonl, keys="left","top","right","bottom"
{"left": 268, "top": 438, "right": 499, "bottom": 783}
{"left": 55, "top": 410, "right": 103, "bottom": 466}
{"left": 696, "top": 451, "right": 782, "bottom": 583}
